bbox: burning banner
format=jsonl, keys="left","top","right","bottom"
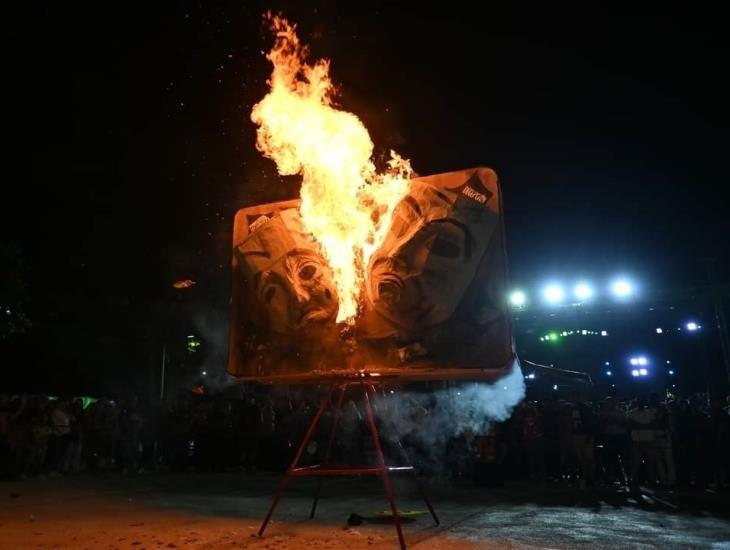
{"left": 228, "top": 199, "right": 344, "bottom": 378}
{"left": 358, "top": 167, "right": 512, "bottom": 372}
{"left": 228, "top": 15, "right": 514, "bottom": 382}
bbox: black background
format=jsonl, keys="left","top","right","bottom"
{"left": 3, "top": 2, "right": 728, "bottom": 394}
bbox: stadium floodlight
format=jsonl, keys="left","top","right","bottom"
{"left": 543, "top": 283, "right": 565, "bottom": 304}
{"left": 509, "top": 290, "right": 527, "bottom": 307}
{"left": 610, "top": 277, "right": 635, "bottom": 299}
{"left": 574, "top": 282, "right": 594, "bottom": 301}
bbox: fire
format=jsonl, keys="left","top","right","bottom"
{"left": 251, "top": 13, "right": 411, "bottom": 322}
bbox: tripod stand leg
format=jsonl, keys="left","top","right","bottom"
{"left": 310, "top": 383, "right": 347, "bottom": 518}
{"left": 369, "top": 385, "right": 440, "bottom": 526}
{"left": 363, "top": 385, "right": 406, "bottom": 550}
{"left": 258, "top": 383, "right": 335, "bottom": 536}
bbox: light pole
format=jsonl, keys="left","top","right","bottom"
{"left": 160, "top": 344, "right": 167, "bottom": 400}
{"left": 705, "top": 258, "right": 730, "bottom": 384}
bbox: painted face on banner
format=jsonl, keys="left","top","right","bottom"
{"left": 366, "top": 172, "right": 498, "bottom": 331}
{"left": 235, "top": 208, "right": 339, "bottom": 336}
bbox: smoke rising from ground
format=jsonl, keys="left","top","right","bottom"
{"left": 190, "top": 309, "right": 235, "bottom": 393}
{"left": 375, "top": 360, "right": 525, "bottom": 468}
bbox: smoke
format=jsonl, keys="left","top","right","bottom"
{"left": 190, "top": 308, "right": 236, "bottom": 393}
{"left": 375, "top": 360, "right": 525, "bottom": 468}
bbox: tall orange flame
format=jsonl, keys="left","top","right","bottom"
{"left": 251, "top": 14, "right": 411, "bottom": 323}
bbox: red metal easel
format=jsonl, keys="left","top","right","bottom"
{"left": 257, "top": 378, "right": 439, "bottom": 549}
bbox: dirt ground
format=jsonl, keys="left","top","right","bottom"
{"left": 0, "top": 501, "right": 488, "bottom": 550}
{"left": 1, "top": 473, "right": 728, "bottom": 549}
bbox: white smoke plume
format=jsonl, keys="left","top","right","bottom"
{"left": 191, "top": 309, "right": 236, "bottom": 393}
{"left": 374, "top": 360, "right": 525, "bottom": 465}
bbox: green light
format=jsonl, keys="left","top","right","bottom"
{"left": 549, "top": 333, "right": 558, "bottom": 341}
{"left": 81, "top": 396, "right": 98, "bottom": 409}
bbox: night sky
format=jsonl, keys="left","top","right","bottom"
{"left": 3, "top": 2, "right": 728, "bottom": 393}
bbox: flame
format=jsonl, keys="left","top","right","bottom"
{"left": 251, "top": 13, "right": 411, "bottom": 322}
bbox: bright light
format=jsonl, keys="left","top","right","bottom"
{"left": 666, "top": 360, "right": 671, "bottom": 364}
{"left": 638, "top": 357, "right": 648, "bottom": 366}
{"left": 553, "top": 384, "right": 558, "bottom": 390}
{"left": 656, "top": 328, "right": 663, "bottom": 334}
{"left": 630, "top": 358, "right": 639, "bottom": 366}
{"left": 601, "top": 330, "right": 608, "bottom": 336}
{"left": 639, "top": 368, "right": 648, "bottom": 376}
{"left": 543, "top": 283, "right": 565, "bottom": 304}
{"left": 631, "top": 369, "right": 640, "bottom": 377}
{"left": 611, "top": 278, "right": 634, "bottom": 299}
{"left": 668, "top": 370, "right": 674, "bottom": 375}
{"left": 202, "top": 370, "right": 207, "bottom": 376}
{"left": 574, "top": 282, "right": 594, "bottom": 301}
{"left": 527, "top": 373, "right": 536, "bottom": 379}
{"left": 606, "top": 370, "right": 612, "bottom": 376}
{"left": 686, "top": 322, "right": 698, "bottom": 331}
{"left": 509, "top": 290, "right": 527, "bottom": 307}
{"left": 581, "top": 329, "right": 587, "bottom": 335}
{"left": 605, "top": 361, "right": 611, "bottom": 366}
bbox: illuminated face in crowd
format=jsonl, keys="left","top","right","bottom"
{"left": 366, "top": 171, "right": 498, "bottom": 332}
{"left": 235, "top": 208, "right": 338, "bottom": 336}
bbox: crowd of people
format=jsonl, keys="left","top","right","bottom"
{"left": 0, "top": 390, "right": 342, "bottom": 479}
{"left": 1, "top": 389, "right": 729, "bottom": 492}
{"left": 490, "top": 391, "right": 730, "bottom": 490}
